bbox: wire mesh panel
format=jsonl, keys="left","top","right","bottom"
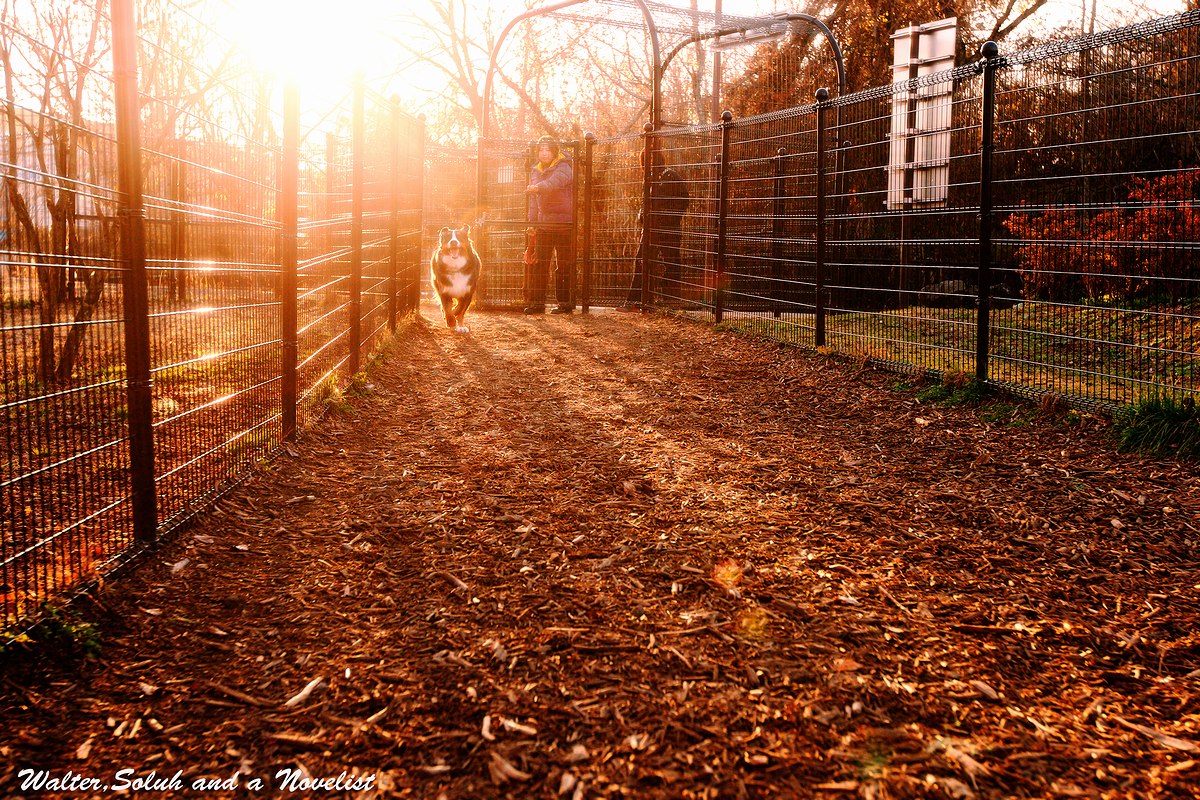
{"left": 138, "top": 12, "right": 283, "bottom": 533}
{"left": 1, "top": 6, "right": 130, "bottom": 626}
{"left": 296, "top": 116, "right": 354, "bottom": 430}
{"left": 588, "top": 134, "right": 642, "bottom": 307}
{"left": 477, "top": 138, "right": 536, "bottom": 308}
{"left": 991, "top": 12, "right": 1200, "bottom": 405}
{"left": 651, "top": 126, "right": 721, "bottom": 313}
{"left": 717, "top": 108, "right": 818, "bottom": 342}
{"left": 1, "top": 2, "right": 426, "bottom": 634}
{"left": 822, "top": 66, "right": 985, "bottom": 373}
{"left": 396, "top": 113, "right": 426, "bottom": 317}
{"left": 358, "top": 92, "right": 398, "bottom": 360}
{"left": 477, "top": 138, "right": 581, "bottom": 309}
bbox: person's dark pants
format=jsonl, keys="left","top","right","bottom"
{"left": 527, "top": 226, "right": 574, "bottom": 308}
{"left": 626, "top": 226, "right": 683, "bottom": 305}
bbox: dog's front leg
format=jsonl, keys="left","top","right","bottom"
{"left": 453, "top": 290, "right": 474, "bottom": 333}
{"left": 438, "top": 294, "right": 456, "bottom": 329}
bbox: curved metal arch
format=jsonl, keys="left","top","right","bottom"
{"left": 477, "top": 0, "right": 662, "bottom": 219}
{"left": 658, "top": 13, "right": 846, "bottom": 101}
{"left": 479, "top": 0, "right": 662, "bottom": 140}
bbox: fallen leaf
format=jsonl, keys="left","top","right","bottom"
{"left": 282, "top": 677, "right": 325, "bottom": 708}
{"left": 970, "top": 679, "right": 1000, "bottom": 701}
{"left": 75, "top": 736, "right": 94, "bottom": 760}
{"left": 1114, "top": 716, "right": 1200, "bottom": 752}
{"left": 419, "top": 764, "right": 452, "bottom": 775}
{"left": 488, "top": 751, "right": 532, "bottom": 783}
{"left": 500, "top": 717, "right": 537, "bottom": 736}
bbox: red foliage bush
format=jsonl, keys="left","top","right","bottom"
{"left": 1004, "top": 169, "right": 1199, "bottom": 302}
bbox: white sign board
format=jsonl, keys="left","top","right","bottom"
{"left": 887, "top": 17, "right": 957, "bottom": 210}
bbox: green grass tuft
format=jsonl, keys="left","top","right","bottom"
{"left": 1114, "top": 396, "right": 1200, "bottom": 459}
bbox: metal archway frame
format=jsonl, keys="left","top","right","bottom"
{"left": 657, "top": 13, "right": 846, "bottom": 101}
{"left": 476, "top": 0, "right": 662, "bottom": 219}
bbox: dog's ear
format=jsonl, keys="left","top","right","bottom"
{"left": 439, "top": 226, "right": 450, "bottom": 236}
{"left": 461, "top": 224, "right": 471, "bottom": 237}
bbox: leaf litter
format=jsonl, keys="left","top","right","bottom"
{"left": 1, "top": 308, "right": 1198, "bottom": 798}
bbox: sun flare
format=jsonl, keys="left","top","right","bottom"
{"left": 216, "top": 0, "right": 401, "bottom": 101}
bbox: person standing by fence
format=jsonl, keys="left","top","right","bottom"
{"left": 620, "top": 151, "right": 690, "bottom": 310}
{"left": 524, "top": 135, "right": 575, "bottom": 314}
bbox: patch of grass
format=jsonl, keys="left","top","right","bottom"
{"left": 1114, "top": 396, "right": 1200, "bottom": 459}
{"left": 17, "top": 604, "right": 104, "bottom": 658}
{"left": 917, "top": 368, "right": 988, "bottom": 407}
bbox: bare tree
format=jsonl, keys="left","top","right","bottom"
{"left": 2, "top": 0, "right": 110, "bottom": 385}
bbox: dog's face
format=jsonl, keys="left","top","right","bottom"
{"left": 438, "top": 226, "right": 472, "bottom": 258}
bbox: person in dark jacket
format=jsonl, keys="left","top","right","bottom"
{"left": 524, "top": 135, "right": 575, "bottom": 314}
{"left": 621, "top": 150, "right": 691, "bottom": 308}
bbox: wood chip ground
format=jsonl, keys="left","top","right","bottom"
{"left": 2, "top": 308, "right": 1198, "bottom": 799}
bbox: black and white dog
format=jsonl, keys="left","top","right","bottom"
{"left": 430, "top": 225, "right": 482, "bottom": 333}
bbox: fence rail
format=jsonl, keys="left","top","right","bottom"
{"left": 1, "top": 1, "right": 424, "bottom": 633}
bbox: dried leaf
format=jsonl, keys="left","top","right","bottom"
{"left": 170, "top": 557, "right": 190, "bottom": 574}
{"left": 488, "top": 751, "right": 532, "bottom": 783}
{"left": 970, "top": 679, "right": 1000, "bottom": 701}
{"left": 75, "top": 736, "right": 94, "bottom": 760}
{"left": 1114, "top": 716, "right": 1200, "bottom": 752}
{"left": 500, "top": 717, "right": 537, "bottom": 736}
{"left": 282, "top": 677, "right": 325, "bottom": 708}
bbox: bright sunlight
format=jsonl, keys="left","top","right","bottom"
{"left": 216, "top": 0, "right": 404, "bottom": 102}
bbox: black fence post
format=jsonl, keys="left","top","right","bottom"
{"left": 815, "top": 89, "right": 828, "bottom": 348}
{"left": 388, "top": 96, "right": 400, "bottom": 331}
{"left": 715, "top": 110, "right": 732, "bottom": 324}
{"left": 977, "top": 42, "right": 998, "bottom": 385}
{"left": 640, "top": 122, "right": 654, "bottom": 307}
{"left": 349, "top": 74, "right": 364, "bottom": 375}
{"left": 280, "top": 83, "right": 299, "bottom": 441}
{"left": 771, "top": 147, "right": 786, "bottom": 318}
{"left": 112, "top": 0, "right": 157, "bottom": 543}
{"left": 414, "top": 115, "right": 426, "bottom": 313}
{"left": 582, "top": 131, "right": 595, "bottom": 314}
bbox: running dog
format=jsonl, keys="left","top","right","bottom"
{"left": 430, "top": 225, "right": 482, "bottom": 333}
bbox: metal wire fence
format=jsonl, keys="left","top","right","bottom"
{"left": 1, "top": 1, "right": 423, "bottom": 632}
{"left": 477, "top": 10, "right": 1198, "bottom": 412}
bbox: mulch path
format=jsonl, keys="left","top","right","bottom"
{"left": 2, "top": 307, "right": 1199, "bottom": 799}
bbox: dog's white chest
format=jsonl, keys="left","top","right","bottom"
{"left": 438, "top": 256, "right": 473, "bottom": 298}
{"left": 445, "top": 272, "right": 471, "bottom": 298}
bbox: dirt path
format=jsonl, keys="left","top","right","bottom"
{"left": 3, "top": 307, "right": 1199, "bottom": 799}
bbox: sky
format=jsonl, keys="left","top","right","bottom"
{"left": 211, "top": 0, "right": 1192, "bottom": 114}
